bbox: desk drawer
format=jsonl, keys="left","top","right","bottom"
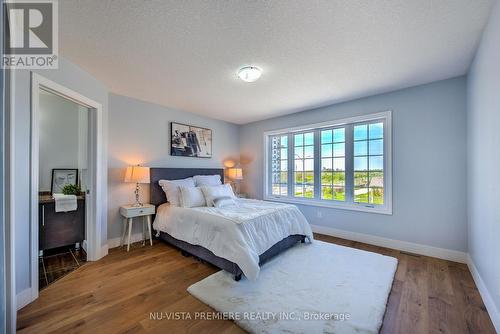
{"left": 120, "top": 206, "right": 155, "bottom": 218}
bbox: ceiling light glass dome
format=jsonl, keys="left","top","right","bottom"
{"left": 237, "top": 66, "right": 262, "bottom": 82}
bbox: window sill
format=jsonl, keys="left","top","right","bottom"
{"left": 264, "top": 196, "right": 393, "bottom": 215}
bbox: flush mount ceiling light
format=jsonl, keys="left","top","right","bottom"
{"left": 237, "top": 66, "right": 262, "bottom": 82}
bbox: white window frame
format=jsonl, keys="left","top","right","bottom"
{"left": 263, "top": 111, "right": 392, "bottom": 215}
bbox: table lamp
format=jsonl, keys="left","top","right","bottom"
{"left": 227, "top": 167, "right": 243, "bottom": 195}
{"left": 124, "top": 165, "right": 150, "bottom": 206}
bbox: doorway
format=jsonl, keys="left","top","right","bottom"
{"left": 30, "top": 73, "right": 106, "bottom": 299}
{"left": 37, "top": 89, "right": 89, "bottom": 289}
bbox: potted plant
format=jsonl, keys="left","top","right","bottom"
{"left": 61, "top": 184, "right": 82, "bottom": 196}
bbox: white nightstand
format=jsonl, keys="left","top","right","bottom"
{"left": 119, "top": 204, "right": 155, "bottom": 251}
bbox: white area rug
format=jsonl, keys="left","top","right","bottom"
{"left": 188, "top": 240, "right": 398, "bottom": 334}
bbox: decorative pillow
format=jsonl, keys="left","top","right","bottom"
{"left": 158, "top": 177, "right": 195, "bottom": 206}
{"left": 179, "top": 186, "right": 206, "bottom": 208}
{"left": 193, "top": 174, "right": 222, "bottom": 187}
{"left": 213, "top": 196, "right": 236, "bottom": 208}
{"left": 200, "top": 184, "right": 236, "bottom": 207}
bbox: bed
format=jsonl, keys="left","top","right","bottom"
{"left": 150, "top": 168, "right": 313, "bottom": 281}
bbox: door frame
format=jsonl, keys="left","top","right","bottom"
{"left": 30, "top": 73, "right": 106, "bottom": 300}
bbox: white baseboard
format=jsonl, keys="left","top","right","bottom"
{"left": 311, "top": 224, "right": 467, "bottom": 263}
{"left": 81, "top": 240, "right": 109, "bottom": 261}
{"left": 467, "top": 255, "right": 500, "bottom": 332}
{"left": 100, "top": 244, "right": 109, "bottom": 258}
{"left": 16, "top": 288, "right": 33, "bottom": 310}
{"left": 107, "top": 232, "right": 146, "bottom": 249}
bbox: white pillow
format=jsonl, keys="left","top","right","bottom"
{"left": 213, "top": 196, "right": 236, "bottom": 208}
{"left": 158, "top": 177, "right": 195, "bottom": 206}
{"left": 200, "top": 184, "right": 236, "bottom": 207}
{"left": 179, "top": 186, "right": 206, "bottom": 208}
{"left": 193, "top": 174, "right": 222, "bottom": 187}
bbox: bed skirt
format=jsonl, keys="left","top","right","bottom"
{"left": 157, "top": 231, "right": 306, "bottom": 279}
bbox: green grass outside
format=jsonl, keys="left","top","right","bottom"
{"left": 275, "top": 169, "right": 384, "bottom": 204}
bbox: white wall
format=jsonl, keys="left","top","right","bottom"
{"left": 39, "top": 92, "right": 82, "bottom": 192}
{"left": 240, "top": 77, "right": 467, "bottom": 252}
{"left": 467, "top": 0, "right": 500, "bottom": 328}
{"left": 11, "top": 57, "right": 108, "bottom": 294}
{"left": 107, "top": 93, "right": 240, "bottom": 240}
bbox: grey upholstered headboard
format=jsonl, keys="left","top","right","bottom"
{"left": 150, "top": 168, "right": 225, "bottom": 207}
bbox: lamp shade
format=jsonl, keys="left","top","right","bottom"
{"left": 124, "top": 166, "right": 150, "bottom": 184}
{"left": 227, "top": 167, "right": 243, "bottom": 180}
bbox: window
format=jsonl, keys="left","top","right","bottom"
{"left": 271, "top": 135, "right": 288, "bottom": 196}
{"left": 294, "top": 132, "right": 314, "bottom": 198}
{"left": 321, "top": 128, "right": 345, "bottom": 201}
{"left": 265, "top": 111, "right": 392, "bottom": 214}
{"left": 354, "top": 122, "right": 384, "bottom": 205}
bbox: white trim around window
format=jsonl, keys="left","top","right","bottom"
{"left": 263, "top": 111, "right": 392, "bottom": 215}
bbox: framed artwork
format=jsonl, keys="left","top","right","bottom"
{"left": 170, "top": 122, "right": 212, "bottom": 158}
{"left": 51, "top": 169, "right": 78, "bottom": 194}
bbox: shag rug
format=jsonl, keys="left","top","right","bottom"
{"left": 188, "top": 240, "right": 398, "bottom": 334}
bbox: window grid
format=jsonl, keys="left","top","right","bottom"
{"left": 271, "top": 135, "right": 288, "bottom": 196}
{"left": 265, "top": 112, "right": 390, "bottom": 213}
{"left": 293, "top": 132, "right": 314, "bottom": 198}
{"left": 320, "top": 128, "right": 346, "bottom": 201}
{"left": 353, "top": 122, "right": 384, "bottom": 205}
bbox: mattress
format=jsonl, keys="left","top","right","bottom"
{"left": 153, "top": 199, "right": 314, "bottom": 280}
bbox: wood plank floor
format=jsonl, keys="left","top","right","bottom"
{"left": 17, "top": 234, "right": 496, "bottom": 333}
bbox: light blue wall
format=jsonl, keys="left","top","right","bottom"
{"left": 240, "top": 77, "right": 467, "bottom": 252}
{"left": 107, "top": 94, "right": 240, "bottom": 240}
{"left": 12, "top": 58, "right": 108, "bottom": 294}
{"left": 467, "top": 0, "right": 500, "bottom": 320}
{"left": 11, "top": 58, "right": 242, "bottom": 294}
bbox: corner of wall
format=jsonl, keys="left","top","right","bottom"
{"left": 467, "top": 255, "right": 500, "bottom": 332}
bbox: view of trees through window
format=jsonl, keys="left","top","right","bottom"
{"left": 294, "top": 132, "right": 314, "bottom": 198}
{"left": 354, "top": 122, "right": 384, "bottom": 204}
{"left": 321, "top": 128, "right": 345, "bottom": 201}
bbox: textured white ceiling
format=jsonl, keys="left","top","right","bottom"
{"left": 59, "top": 0, "right": 493, "bottom": 124}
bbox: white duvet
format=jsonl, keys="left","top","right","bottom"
{"left": 153, "top": 199, "right": 314, "bottom": 280}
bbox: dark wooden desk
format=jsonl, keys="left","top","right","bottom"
{"left": 39, "top": 195, "right": 86, "bottom": 251}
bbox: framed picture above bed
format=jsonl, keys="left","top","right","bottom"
{"left": 51, "top": 168, "right": 78, "bottom": 194}
{"left": 170, "top": 122, "right": 212, "bottom": 158}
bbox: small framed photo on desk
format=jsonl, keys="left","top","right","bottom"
{"left": 51, "top": 168, "right": 78, "bottom": 194}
